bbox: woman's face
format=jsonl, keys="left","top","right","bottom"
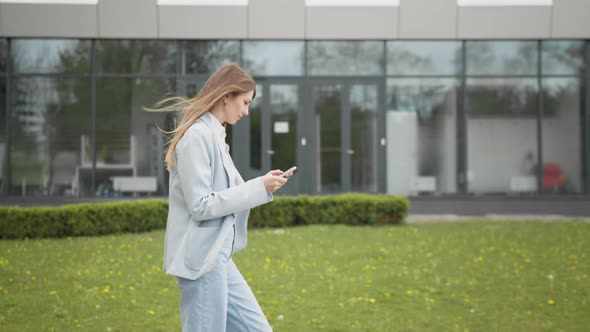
{"left": 225, "top": 90, "right": 254, "bottom": 125}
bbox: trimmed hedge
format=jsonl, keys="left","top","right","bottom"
{"left": 249, "top": 194, "right": 409, "bottom": 228}
{"left": 0, "top": 194, "right": 408, "bottom": 239}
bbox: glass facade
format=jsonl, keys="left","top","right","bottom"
{"left": 387, "top": 78, "right": 458, "bottom": 194}
{"left": 10, "top": 77, "right": 91, "bottom": 196}
{"left": 243, "top": 41, "right": 304, "bottom": 76}
{"left": 0, "top": 38, "right": 588, "bottom": 197}
{"left": 1, "top": 70, "right": 5, "bottom": 193}
{"left": 11, "top": 39, "right": 91, "bottom": 74}
{"left": 308, "top": 41, "right": 384, "bottom": 76}
{"left": 465, "top": 78, "right": 539, "bottom": 193}
{"left": 96, "top": 40, "right": 177, "bottom": 74}
{"left": 465, "top": 41, "right": 538, "bottom": 76}
{"left": 387, "top": 41, "right": 462, "bottom": 76}
{"left": 0, "top": 39, "right": 6, "bottom": 73}
{"left": 183, "top": 41, "right": 239, "bottom": 75}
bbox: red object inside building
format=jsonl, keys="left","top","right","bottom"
{"left": 542, "top": 163, "right": 566, "bottom": 190}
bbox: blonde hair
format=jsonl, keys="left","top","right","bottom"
{"left": 155, "top": 64, "right": 256, "bottom": 170}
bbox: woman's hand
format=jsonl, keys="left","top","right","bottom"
{"left": 261, "top": 169, "right": 288, "bottom": 193}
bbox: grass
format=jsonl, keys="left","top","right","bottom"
{"left": 1, "top": 221, "right": 589, "bottom": 331}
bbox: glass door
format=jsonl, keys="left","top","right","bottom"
{"left": 232, "top": 80, "right": 301, "bottom": 195}
{"left": 307, "top": 80, "right": 383, "bottom": 194}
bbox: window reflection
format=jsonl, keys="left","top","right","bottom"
{"left": 386, "top": 79, "right": 458, "bottom": 194}
{"left": 0, "top": 80, "right": 5, "bottom": 191}
{"left": 11, "top": 39, "right": 91, "bottom": 74}
{"left": 96, "top": 40, "right": 177, "bottom": 74}
{"left": 350, "top": 84, "right": 378, "bottom": 193}
{"left": 466, "top": 78, "right": 538, "bottom": 194}
{"left": 542, "top": 78, "right": 582, "bottom": 193}
{"left": 542, "top": 41, "right": 585, "bottom": 76}
{"left": 0, "top": 39, "right": 7, "bottom": 73}
{"left": 243, "top": 41, "right": 304, "bottom": 76}
{"left": 95, "top": 78, "right": 174, "bottom": 196}
{"left": 315, "top": 84, "right": 342, "bottom": 193}
{"left": 387, "top": 41, "right": 462, "bottom": 76}
{"left": 308, "top": 41, "right": 383, "bottom": 76}
{"left": 466, "top": 78, "right": 538, "bottom": 116}
{"left": 249, "top": 84, "right": 263, "bottom": 171}
{"left": 466, "top": 41, "right": 537, "bottom": 76}
{"left": 184, "top": 41, "right": 239, "bottom": 74}
{"left": 10, "top": 78, "right": 91, "bottom": 196}
{"left": 271, "top": 85, "right": 298, "bottom": 172}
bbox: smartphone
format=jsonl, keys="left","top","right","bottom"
{"left": 281, "top": 166, "right": 298, "bottom": 178}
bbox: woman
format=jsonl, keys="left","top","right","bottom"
{"left": 162, "top": 64, "right": 287, "bottom": 331}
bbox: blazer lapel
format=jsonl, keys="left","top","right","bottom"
{"left": 199, "top": 113, "right": 232, "bottom": 187}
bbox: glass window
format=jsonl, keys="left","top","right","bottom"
{"left": 542, "top": 40, "right": 585, "bottom": 76}
{"left": 350, "top": 84, "right": 378, "bottom": 193}
{"left": 184, "top": 41, "right": 240, "bottom": 75}
{"left": 314, "top": 84, "right": 342, "bottom": 192}
{"left": 96, "top": 40, "right": 178, "bottom": 74}
{"left": 0, "top": 39, "right": 7, "bottom": 73}
{"left": 386, "top": 78, "right": 458, "bottom": 195}
{"left": 10, "top": 77, "right": 91, "bottom": 196}
{"left": 541, "top": 78, "right": 582, "bottom": 193}
{"left": 11, "top": 39, "right": 91, "bottom": 74}
{"left": 249, "top": 83, "right": 263, "bottom": 171}
{"left": 96, "top": 78, "right": 175, "bottom": 196}
{"left": 243, "top": 41, "right": 304, "bottom": 76}
{"left": 270, "top": 84, "right": 298, "bottom": 172}
{"left": 308, "top": 41, "right": 384, "bottom": 76}
{"left": 465, "top": 78, "right": 538, "bottom": 194}
{"left": 387, "top": 41, "right": 462, "bottom": 76}
{"left": 466, "top": 41, "right": 538, "bottom": 76}
{"left": 0, "top": 79, "right": 5, "bottom": 191}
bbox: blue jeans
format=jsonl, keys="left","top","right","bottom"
{"left": 176, "top": 228, "right": 272, "bottom": 332}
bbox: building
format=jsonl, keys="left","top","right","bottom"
{"left": 0, "top": 0, "right": 588, "bottom": 198}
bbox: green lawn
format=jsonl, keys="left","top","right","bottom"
{"left": 1, "top": 222, "right": 589, "bottom": 331}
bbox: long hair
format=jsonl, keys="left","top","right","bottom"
{"left": 155, "top": 64, "right": 256, "bottom": 170}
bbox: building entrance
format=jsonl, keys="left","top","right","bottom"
{"left": 301, "top": 79, "right": 386, "bottom": 194}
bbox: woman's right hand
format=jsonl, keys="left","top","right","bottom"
{"left": 261, "top": 170, "right": 288, "bottom": 193}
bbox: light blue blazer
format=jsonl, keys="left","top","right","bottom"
{"left": 163, "top": 113, "right": 273, "bottom": 280}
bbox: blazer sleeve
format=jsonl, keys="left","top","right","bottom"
{"left": 176, "top": 128, "right": 273, "bottom": 222}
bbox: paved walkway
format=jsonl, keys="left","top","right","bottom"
{"left": 406, "top": 214, "right": 590, "bottom": 223}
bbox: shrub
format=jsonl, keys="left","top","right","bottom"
{"left": 0, "top": 194, "right": 408, "bottom": 239}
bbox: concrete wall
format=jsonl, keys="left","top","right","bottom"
{"left": 1, "top": 0, "right": 589, "bottom": 39}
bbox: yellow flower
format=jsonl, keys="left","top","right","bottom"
{"left": 148, "top": 310, "right": 155, "bottom": 315}
{"left": 369, "top": 298, "right": 376, "bottom": 304}
{"left": 356, "top": 296, "right": 364, "bottom": 302}
{"left": 49, "top": 290, "right": 57, "bottom": 296}
{"left": 548, "top": 299, "right": 556, "bottom": 305}
{"left": 406, "top": 290, "right": 414, "bottom": 295}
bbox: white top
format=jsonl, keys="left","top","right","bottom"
{"left": 202, "top": 112, "right": 236, "bottom": 183}
{"left": 203, "top": 112, "right": 228, "bottom": 153}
